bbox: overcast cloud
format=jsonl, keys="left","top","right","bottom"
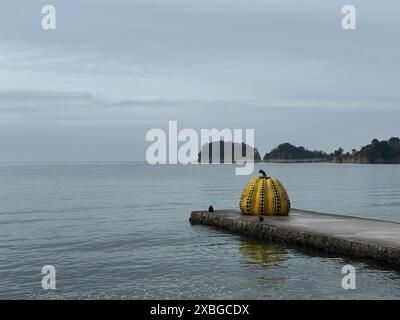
{"left": 0, "top": 0, "right": 399, "bottom": 161}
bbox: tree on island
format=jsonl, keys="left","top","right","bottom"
{"left": 353, "top": 137, "right": 400, "bottom": 163}
{"left": 330, "top": 147, "right": 345, "bottom": 163}
{"left": 263, "top": 143, "right": 328, "bottom": 161}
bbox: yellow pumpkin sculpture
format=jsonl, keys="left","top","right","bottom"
{"left": 240, "top": 169, "right": 290, "bottom": 216}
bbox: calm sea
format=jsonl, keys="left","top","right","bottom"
{"left": 1, "top": 162, "right": 400, "bottom": 299}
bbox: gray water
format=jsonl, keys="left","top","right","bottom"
{"left": 1, "top": 162, "right": 400, "bottom": 299}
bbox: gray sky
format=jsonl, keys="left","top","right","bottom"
{"left": 0, "top": 0, "right": 399, "bottom": 161}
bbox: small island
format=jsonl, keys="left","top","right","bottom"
{"left": 198, "top": 137, "right": 400, "bottom": 164}
{"left": 263, "top": 143, "right": 328, "bottom": 163}
{"left": 198, "top": 141, "right": 261, "bottom": 163}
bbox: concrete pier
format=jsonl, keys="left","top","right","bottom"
{"left": 190, "top": 209, "right": 400, "bottom": 265}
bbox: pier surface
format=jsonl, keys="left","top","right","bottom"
{"left": 190, "top": 209, "right": 400, "bottom": 265}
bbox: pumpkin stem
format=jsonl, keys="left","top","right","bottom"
{"left": 259, "top": 169, "right": 267, "bottom": 178}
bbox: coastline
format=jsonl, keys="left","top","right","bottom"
{"left": 263, "top": 159, "right": 400, "bottom": 164}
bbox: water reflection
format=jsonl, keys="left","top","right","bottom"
{"left": 240, "top": 239, "right": 288, "bottom": 267}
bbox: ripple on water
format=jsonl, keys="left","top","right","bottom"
{"left": 1, "top": 163, "right": 400, "bottom": 299}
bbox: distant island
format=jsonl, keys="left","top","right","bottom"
{"left": 198, "top": 137, "right": 400, "bottom": 164}
{"left": 198, "top": 141, "right": 261, "bottom": 163}
{"left": 263, "top": 143, "right": 328, "bottom": 163}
